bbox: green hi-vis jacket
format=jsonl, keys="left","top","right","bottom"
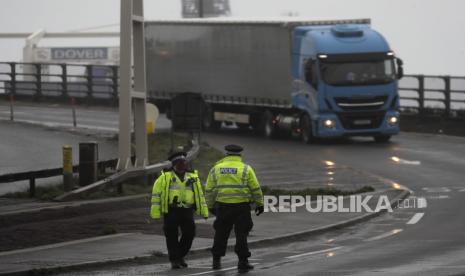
{"left": 150, "top": 170, "right": 209, "bottom": 219}
{"left": 205, "top": 155, "right": 264, "bottom": 208}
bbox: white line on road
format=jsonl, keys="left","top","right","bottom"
{"left": 390, "top": 156, "right": 421, "bottom": 165}
{"left": 285, "top": 246, "right": 343, "bottom": 259}
{"left": 422, "top": 187, "right": 451, "bottom": 193}
{"left": 0, "top": 233, "right": 131, "bottom": 257}
{"left": 0, "top": 111, "right": 25, "bottom": 115}
{"left": 427, "top": 195, "right": 450, "bottom": 200}
{"left": 459, "top": 189, "right": 465, "bottom": 192}
{"left": 0, "top": 118, "right": 119, "bottom": 132}
{"left": 189, "top": 263, "right": 259, "bottom": 276}
{"left": 406, "top": 212, "right": 425, "bottom": 225}
{"left": 364, "top": 229, "right": 403, "bottom": 242}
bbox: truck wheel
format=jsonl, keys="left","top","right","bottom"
{"left": 374, "top": 135, "right": 391, "bottom": 143}
{"left": 301, "top": 115, "right": 314, "bottom": 144}
{"left": 202, "top": 105, "right": 220, "bottom": 130}
{"left": 262, "top": 111, "right": 277, "bottom": 139}
{"left": 237, "top": 123, "right": 250, "bottom": 131}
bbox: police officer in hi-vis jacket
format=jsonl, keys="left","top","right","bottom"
{"left": 150, "top": 151, "right": 209, "bottom": 269}
{"left": 206, "top": 144, "right": 264, "bottom": 273}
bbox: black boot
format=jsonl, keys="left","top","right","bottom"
{"left": 171, "top": 260, "right": 182, "bottom": 269}
{"left": 238, "top": 258, "right": 254, "bottom": 273}
{"left": 212, "top": 256, "right": 221, "bottom": 270}
{"left": 179, "top": 258, "right": 188, "bottom": 268}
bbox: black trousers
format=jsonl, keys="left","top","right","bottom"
{"left": 212, "top": 203, "right": 253, "bottom": 260}
{"left": 163, "top": 207, "right": 196, "bottom": 262}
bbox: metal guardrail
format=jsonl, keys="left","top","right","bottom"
{"left": 55, "top": 139, "right": 200, "bottom": 201}
{"left": 399, "top": 74, "right": 465, "bottom": 118}
{"left": 0, "top": 159, "right": 117, "bottom": 197}
{"left": 0, "top": 62, "right": 118, "bottom": 103}
{"left": 1, "top": 62, "right": 465, "bottom": 118}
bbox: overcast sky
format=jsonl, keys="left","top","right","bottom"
{"left": 0, "top": 0, "right": 464, "bottom": 75}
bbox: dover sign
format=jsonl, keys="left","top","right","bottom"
{"left": 51, "top": 48, "right": 108, "bottom": 60}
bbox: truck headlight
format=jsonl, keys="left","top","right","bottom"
{"left": 324, "top": 119, "right": 336, "bottom": 129}
{"left": 388, "top": 116, "right": 398, "bottom": 126}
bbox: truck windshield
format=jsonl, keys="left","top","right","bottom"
{"left": 320, "top": 59, "right": 396, "bottom": 86}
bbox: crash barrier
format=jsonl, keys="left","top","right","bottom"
{"left": 0, "top": 159, "right": 117, "bottom": 197}
{"left": 0, "top": 62, "right": 118, "bottom": 104}
{"left": 55, "top": 138, "right": 199, "bottom": 201}
{"left": 1, "top": 61, "right": 464, "bottom": 118}
{"left": 399, "top": 75, "right": 465, "bottom": 118}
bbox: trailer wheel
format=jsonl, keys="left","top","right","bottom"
{"left": 202, "top": 105, "right": 220, "bottom": 130}
{"left": 373, "top": 135, "right": 391, "bottom": 143}
{"left": 237, "top": 123, "right": 250, "bottom": 131}
{"left": 262, "top": 111, "right": 277, "bottom": 139}
{"left": 301, "top": 115, "right": 315, "bottom": 144}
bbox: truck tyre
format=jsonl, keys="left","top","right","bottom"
{"left": 166, "top": 106, "right": 172, "bottom": 120}
{"left": 202, "top": 105, "right": 220, "bottom": 130}
{"left": 262, "top": 111, "right": 277, "bottom": 139}
{"left": 301, "top": 115, "right": 315, "bottom": 144}
{"left": 374, "top": 135, "right": 391, "bottom": 143}
{"left": 237, "top": 123, "right": 250, "bottom": 131}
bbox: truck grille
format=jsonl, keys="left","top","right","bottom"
{"left": 334, "top": 96, "right": 388, "bottom": 111}
{"left": 337, "top": 111, "right": 386, "bottom": 130}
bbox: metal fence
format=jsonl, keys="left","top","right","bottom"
{"left": 0, "top": 62, "right": 118, "bottom": 103}
{"left": 1, "top": 62, "right": 465, "bottom": 118}
{"left": 0, "top": 159, "right": 117, "bottom": 197}
{"left": 399, "top": 75, "right": 465, "bottom": 118}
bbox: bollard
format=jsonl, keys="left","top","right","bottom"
{"left": 29, "top": 177, "right": 35, "bottom": 197}
{"left": 63, "top": 145, "right": 73, "bottom": 191}
{"left": 71, "top": 97, "right": 77, "bottom": 127}
{"left": 79, "top": 142, "right": 98, "bottom": 186}
{"left": 9, "top": 94, "right": 14, "bottom": 121}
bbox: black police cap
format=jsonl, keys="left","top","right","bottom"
{"left": 168, "top": 151, "right": 187, "bottom": 163}
{"left": 225, "top": 144, "right": 243, "bottom": 154}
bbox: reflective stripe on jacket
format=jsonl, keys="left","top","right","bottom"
{"left": 150, "top": 170, "right": 209, "bottom": 219}
{"left": 205, "top": 155, "right": 263, "bottom": 207}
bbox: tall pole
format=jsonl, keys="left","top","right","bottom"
{"left": 118, "top": 0, "right": 134, "bottom": 170}
{"left": 132, "top": 0, "right": 148, "bottom": 167}
{"left": 118, "top": 0, "right": 148, "bottom": 170}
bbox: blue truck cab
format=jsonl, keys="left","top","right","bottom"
{"left": 291, "top": 23, "right": 404, "bottom": 142}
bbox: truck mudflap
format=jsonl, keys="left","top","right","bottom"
{"left": 315, "top": 110, "right": 400, "bottom": 137}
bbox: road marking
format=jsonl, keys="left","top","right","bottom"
{"left": 0, "top": 111, "right": 26, "bottom": 115}
{"left": 427, "top": 195, "right": 450, "bottom": 200}
{"left": 406, "top": 212, "right": 425, "bottom": 225}
{"left": 364, "top": 229, "right": 403, "bottom": 242}
{"left": 195, "top": 217, "right": 215, "bottom": 223}
{"left": 0, "top": 118, "right": 119, "bottom": 132}
{"left": 0, "top": 233, "right": 131, "bottom": 257}
{"left": 422, "top": 187, "right": 451, "bottom": 193}
{"left": 188, "top": 265, "right": 213, "bottom": 269}
{"left": 189, "top": 263, "right": 259, "bottom": 275}
{"left": 285, "top": 246, "right": 343, "bottom": 259}
{"left": 390, "top": 156, "right": 421, "bottom": 165}
{"left": 459, "top": 189, "right": 465, "bottom": 192}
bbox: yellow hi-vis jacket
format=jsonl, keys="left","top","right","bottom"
{"left": 205, "top": 155, "right": 263, "bottom": 208}
{"left": 150, "top": 170, "right": 209, "bottom": 219}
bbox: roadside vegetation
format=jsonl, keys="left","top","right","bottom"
{"left": 261, "top": 185, "right": 375, "bottom": 197}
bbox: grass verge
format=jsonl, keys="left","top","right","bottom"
{"left": 262, "top": 185, "right": 375, "bottom": 197}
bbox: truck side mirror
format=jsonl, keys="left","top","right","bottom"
{"left": 396, "top": 58, "right": 404, "bottom": 80}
